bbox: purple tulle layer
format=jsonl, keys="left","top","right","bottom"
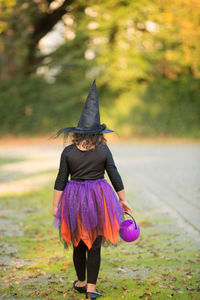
{"left": 52, "top": 179, "right": 124, "bottom": 237}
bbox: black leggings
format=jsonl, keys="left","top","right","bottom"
{"left": 73, "top": 235, "right": 102, "bottom": 284}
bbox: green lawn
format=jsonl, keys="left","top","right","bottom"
{"left": 0, "top": 187, "right": 200, "bottom": 299}
{"left": 0, "top": 157, "right": 25, "bottom": 165}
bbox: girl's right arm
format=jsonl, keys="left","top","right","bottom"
{"left": 52, "top": 148, "right": 69, "bottom": 216}
{"left": 105, "top": 146, "right": 132, "bottom": 214}
{"left": 52, "top": 190, "right": 63, "bottom": 216}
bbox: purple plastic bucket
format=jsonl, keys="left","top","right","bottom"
{"left": 119, "top": 213, "right": 140, "bottom": 242}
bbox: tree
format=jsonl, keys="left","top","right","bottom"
{"left": 0, "top": 0, "right": 86, "bottom": 78}
{"left": 0, "top": 0, "right": 199, "bottom": 136}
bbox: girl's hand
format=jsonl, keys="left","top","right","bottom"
{"left": 117, "top": 190, "right": 132, "bottom": 214}
{"left": 52, "top": 206, "right": 58, "bottom": 217}
{"left": 120, "top": 200, "right": 132, "bottom": 214}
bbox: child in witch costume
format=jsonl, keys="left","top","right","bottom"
{"left": 52, "top": 80, "right": 132, "bottom": 299}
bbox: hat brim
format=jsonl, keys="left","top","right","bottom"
{"left": 66, "top": 127, "right": 114, "bottom": 134}
{"left": 101, "top": 128, "right": 114, "bottom": 134}
{"left": 55, "top": 125, "right": 114, "bottom": 137}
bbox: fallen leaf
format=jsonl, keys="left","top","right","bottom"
{"left": 187, "top": 259, "right": 195, "bottom": 264}
{"left": 159, "top": 284, "right": 167, "bottom": 288}
{"left": 23, "top": 277, "right": 29, "bottom": 280}
{"left": 150, "top": 281, "right": 157, "bottom": 286}
{"left": 3, "top": 280, "right": 9, "bottom": 283}
{"left": 153, "top": 232, "right": 159, "bottom": 236}
{"left": 63, "top": 262, "right": 71, "bottom": 266}
{"left": 121, "top": 287, "right": 131, "bottom": 293}
{"left": 162, "top": 273, "right": 169, "bottom": 277}
{"left": 186, "top": 287, "right": 195, "bottom": 290}
{"left": 40, "top": 271, "right": 46, "bottom": 275}
{"left": 171, "top": 287, "right": 179, "bottom": 291}
{"left": 167, "top": 294, "right": 174, "bottom": 298}
{"left": 117, "top": 267, "right": 126, "bottom": 273}
{"left": 153, "top": 253, "right": 159, "bottom": 257}
{"left": 171, "top": 276, "right": 177, "bottom": 281}
{"left": 11, "top": 268, "right": 17, "bottom": 272}
{"left": 139, "top": 292, "right": 152, "bottom": 298}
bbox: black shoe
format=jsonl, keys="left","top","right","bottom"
{"left": 73, "top": 280, "right": 87, "bottom": 293}
{"left": 86, "top": 291, "right": 103, "bottom": 299}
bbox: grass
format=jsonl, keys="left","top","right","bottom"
{"left": 0, "top": 187, "right": 200, "bottom": 299}
{"left": 0, "top": 157, "right": 25, "bottom": 165}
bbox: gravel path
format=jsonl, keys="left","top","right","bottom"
{"left": 111, "top": 144, "right": 200, "bottom": 234}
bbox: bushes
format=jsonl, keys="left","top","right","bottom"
{"left": 133, "top": 75, "right": 200, "bottom": 137}
{"left": 0, "top": 76, "right": 83, "bottom": 135}
{"left": 0, "top": 75, "right": 199, "bottom": 137}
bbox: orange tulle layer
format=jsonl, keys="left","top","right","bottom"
{"left": 61, "top": 193, "right": 121, "bottom": 250}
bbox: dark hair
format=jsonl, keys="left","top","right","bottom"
{"left": 72, "top": 133, "right": 107, "bottom": 150}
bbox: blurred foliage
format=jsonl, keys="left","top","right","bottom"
{"left": 0, "top": 0, "right": 199, "bottom": 136}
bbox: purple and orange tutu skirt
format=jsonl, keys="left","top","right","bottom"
{"left": 52, "top": 179, "right": 124, "bottom": 250}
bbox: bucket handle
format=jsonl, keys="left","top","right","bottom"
{"left": 124, "top": 212, "right": 137, "bottom": 230}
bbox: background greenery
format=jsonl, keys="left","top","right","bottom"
{"left": 0, "top": 0, "right": 200, "bottom": 137}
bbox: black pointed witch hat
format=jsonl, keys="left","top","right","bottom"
{"left": 55, "top": 80, "right": 114, "bottom": 136}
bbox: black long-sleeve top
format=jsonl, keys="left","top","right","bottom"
{"left": 54, "top": 143, "right": 124, "bottom": 192}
